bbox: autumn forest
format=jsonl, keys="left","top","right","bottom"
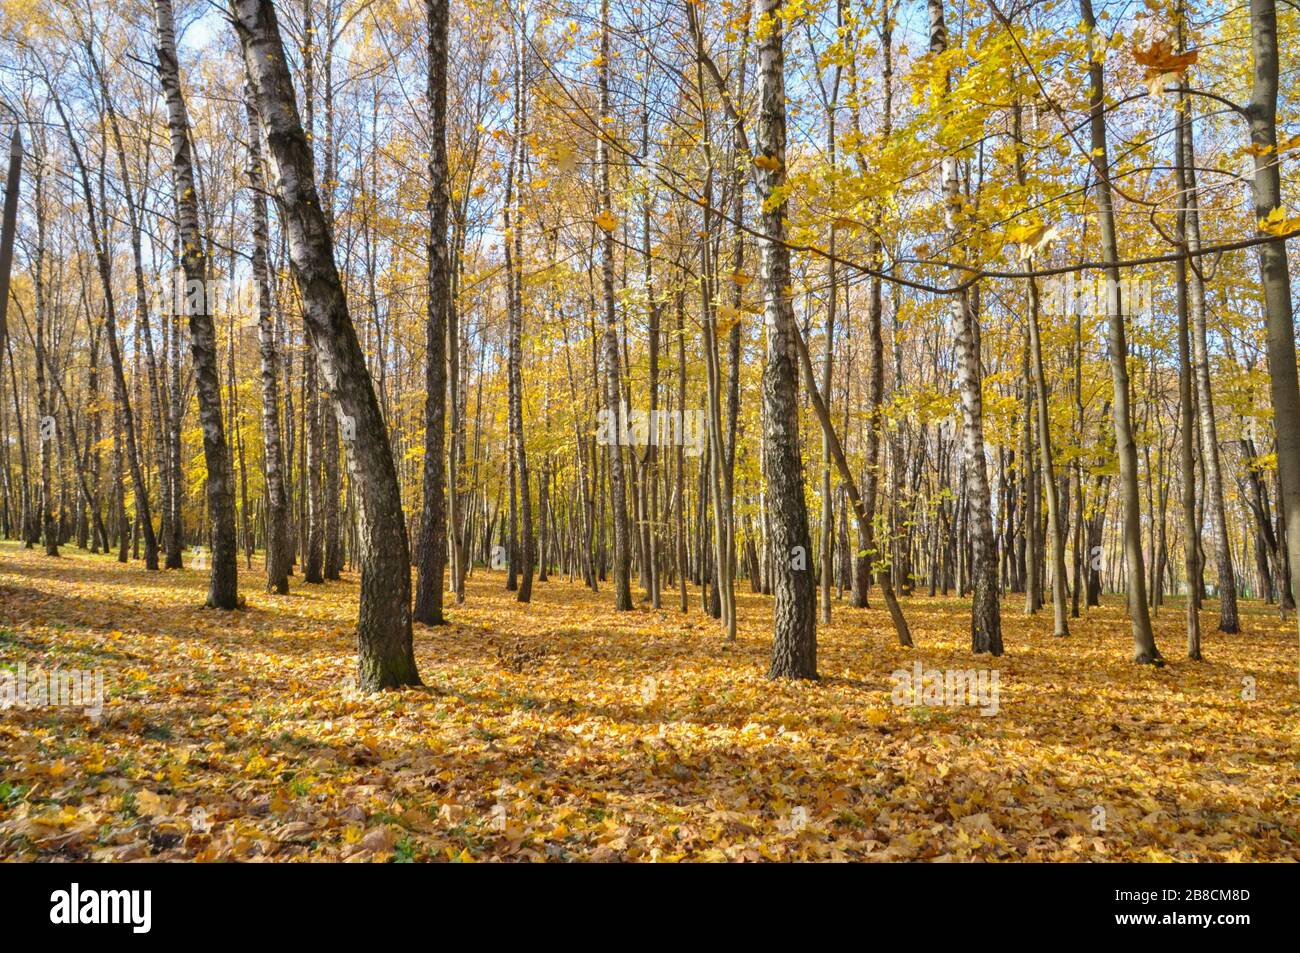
{"left": 0, "top": 0, "right": 1297, "bottom": 866}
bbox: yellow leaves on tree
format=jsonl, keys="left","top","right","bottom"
{"left": 1005, "top": 222, "right": 1059, "bottom": 261}
{"left": 1258, "top": 206, "right": 1300, "bottom": 238}
{"left": 551, "top": 143, "right": 578, "bottom": 174}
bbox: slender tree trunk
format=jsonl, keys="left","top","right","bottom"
{"left": 29, "top": 150, "right": 57, "bottom": 557}
{"left": 598, "top": 0, "right": 632, "bottom": 611}
{"left": 245, "top": 84, "right": 291, "bottom": 594}
{"left": 929, "top": 0, "right": 1001, "bottom": 655}
{"left": 1178, "top": 92, "right": 1237, "bottom": 632}
{"left": 155, "top": 0, "right": 239, "bottom": 608}
{"left": 1174, "top": 158, "right": 1203, "bottom": 659}
{"left": 414, "top": 0, "right": 450, "bottom": 624}
{"left": 1012, "top": 98, "right": 1068, "bottom": 636}
{"left": 50, "top": 93, "right": 159, "bottom": 571}
{"left": 675, "top": 290, "right": 688, "bottom": 613}
{"left": 1080, "top": 0, "right": 1159, "bottom": 663}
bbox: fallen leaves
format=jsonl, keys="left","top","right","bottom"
{"left": 1, "top": 541, "right": 1297, "bottom": 862}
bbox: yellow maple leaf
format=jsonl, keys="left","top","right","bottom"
{"left": 1259, "top": 206, "right": 1300, "bottom": 237}
{"left": 1006, "top": 222, "right": 1058, "bottom": 261}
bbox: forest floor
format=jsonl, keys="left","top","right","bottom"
{"left": 1, "top": 538, "right": 1297, "bottom": 862}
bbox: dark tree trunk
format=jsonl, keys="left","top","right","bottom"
{"left": 155, "top": 0, "right": 239, "bottom": 609}
{"left": 756, "top": 0, "right": 816, "bottom": 678}
{"left": 232, "top": 0, "right": 420, "bottom": 690}
{"left": 598, "top": 0, "right": 632, "bottom": 611}
{"left": 414, "top": 0, "right": 450, "bottom": 625}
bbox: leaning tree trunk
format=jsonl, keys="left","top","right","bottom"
{"left": 1080, "top": 0, "right": 1159, "bottom": 663}
{"left": 929, "top": 0, "right": 1001, "bottom": 655}
{"left": 414, "top": 0, "right": 450, "bottom": 625}
{"left": 245, "top": 83, "right": 291, "bottom": 594}
{"left": 91, "top": 53, "right": 174, "bottom": 571}
{"left": 755, "top": 0, "right": 817, "bottom": 678}
{"left": 232, "top": 0, "right": 420, "bottom": 690}
{"left": 154, "top": 0, "right": 239, "bottom": 609}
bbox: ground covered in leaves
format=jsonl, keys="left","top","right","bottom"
{"left": 1, "top": 539, "right": 1297, "bottom": 861}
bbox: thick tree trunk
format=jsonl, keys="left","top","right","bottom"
{"left": 755, "top": 0, "right": 816, "bottom": 678}
{"left": 232, "top": 0, "right": 420, "bottom": 689}
{"left": 1247, "top": 0, "right": 1300, "bottom": 685}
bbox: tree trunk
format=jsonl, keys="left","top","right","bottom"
{"left": 232, "top": 0, "right": 420, "bottom": 689}
{"left": 598, "top": 0, "right": 632, "bottom": 611}
{"left": 929, "top": 0, "right": 1001, "bottom": 655}
{"left": 245, "top": 83, "right": 291, "bottom": 594}
{"left": 1247, "top": 0, "right": 1300, "bottom": 685}
{"left": 154, "top": 0, "right": 240, "bottom": 609}
{"left": 1080, "top": 0, "right": 1159, "bottom": 663}
{"left": 50, "top": 92, "right": 159, "bottom": 571}
{"left": 755, "top": 0, "right": 816, "bottom": 678}
{"left": 414, "top": 0, "right": 450, "bottom": 625}
{"left": 1179, "top": 90, "right": 1237, "bottom": 632}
